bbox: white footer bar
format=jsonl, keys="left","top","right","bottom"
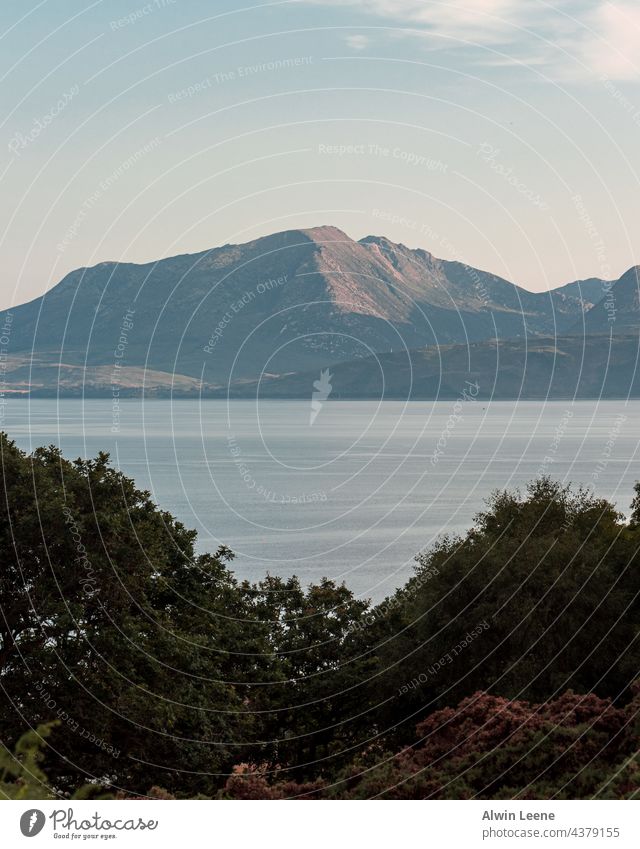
{"left": 2, "top": 799, "right": 638, "bottom": 848}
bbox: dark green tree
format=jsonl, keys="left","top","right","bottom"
{"left": 0, "top": 434, "right": 255, "bottom": 796}
{"left": 244, "top": 575, "right": 376, "bottom": 779}
{"left": 371, "top": 478, "right": 637, "bottom": 736}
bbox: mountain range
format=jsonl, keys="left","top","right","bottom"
{"left": 2, "top": 226, "right": 638, "bottom": 398}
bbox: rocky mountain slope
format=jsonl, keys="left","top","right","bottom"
{"left": 575, "top": 266, "right": 640, "bottom": 335}
{"left": 6, "top": 226, "right": 593, "bottom": 391}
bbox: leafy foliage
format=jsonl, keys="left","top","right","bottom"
{"left": 2, "top": 436, "right": 640, "bottom": 798}
{"left": 221, "top": 687, "right": 640, "bottom": 799}
{"left": 368, "top": 478, "right": 639, "bottom": 739}
{"left": 0, "top": 722, "right": 106, "bottom": 799}
{"left": 0, "top": 434, "right": 254, "bottom": 795}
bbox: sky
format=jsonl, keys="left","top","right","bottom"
{"left": 1, "top": 0, "right": 639, "bottom": 308}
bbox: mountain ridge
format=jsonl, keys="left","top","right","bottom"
{"left": 3, "top": 226, "right": 638, "bottom": 397}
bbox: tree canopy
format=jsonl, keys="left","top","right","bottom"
{"left": 1, "top": 434, "right": 639, "bottom": 799}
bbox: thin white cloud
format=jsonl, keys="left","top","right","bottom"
{"left": 581, "top": 2, "right": 640, "bottom": 79}
{"left": 344, "top": 33, "right": 370, "bottom": 50}
{"left": 302, "top": 0, "right": 640, "bottom": 80}
{"left": 408, "top": 0, "right": 524, "bottom": 44}
{"left": 304, "top": 0, "right": 530, "bottom": 45}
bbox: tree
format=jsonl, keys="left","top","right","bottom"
{"left": 244, "top": 575, "right": 376, "bottom": 780}
{"left": 0, "top": 434, "right": 253, "bottom": 796}
{"left": 369, "top": 479, "right": 638, "bottom": 739}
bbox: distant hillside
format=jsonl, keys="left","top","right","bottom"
{"left": 575, "top": 266, "right": 640, "bottom": 335}
{"left": 6, "top": 226, "right": 590, "bottom": 393}
{"left": 224, "top": 334, "right": 640, "bottom": 400}
{"left": 552, "top": 276, "right": 609, "bottom": 311}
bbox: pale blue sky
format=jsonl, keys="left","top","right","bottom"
{"left": 1, "top": 0, "right": 639, "bottom": 308}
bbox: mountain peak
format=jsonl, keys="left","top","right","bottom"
{"left": 240, "top": 225, "right": 353, "bottom": 255}
{"left": 575, "top": 264, "right": 640, "bottom": 334}
{"left": 297, "top": 225, "right": 352, "bottom": 242}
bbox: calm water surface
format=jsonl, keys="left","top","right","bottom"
{"left": 3, "top": 399, "right": 638, "bottom": 600}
